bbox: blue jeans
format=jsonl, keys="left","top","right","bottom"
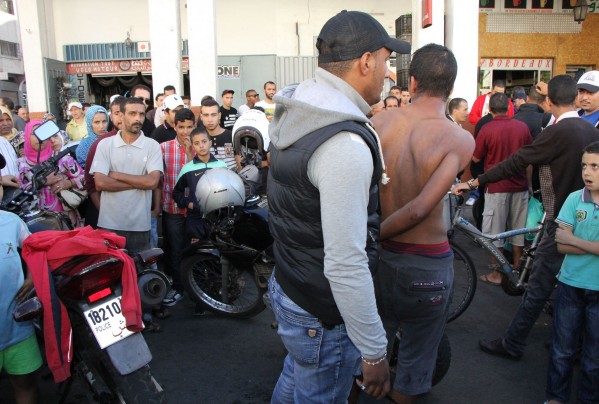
{"left": 269, "top": 274, "right": 360, "bottom": 404}
{"left": 546, "top": 282, "right": 599, "bottom": 404}
{"left": 150, "top": 217, "right": 158, "bottom": 248}
{"left": 503, "top": 221, "right": 563, "bottom": 356}
{"left": 162, "top": 212, "right": 188, "bottom": 291}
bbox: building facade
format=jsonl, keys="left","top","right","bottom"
{"left": 0, "top": 1, "right": 25, "bottom": 107}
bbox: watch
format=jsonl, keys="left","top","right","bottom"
{"left": 467, "top": 179, "right": 478, "bottom": 190}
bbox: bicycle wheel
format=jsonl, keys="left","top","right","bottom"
{"left": 447, "top": 242, "right": 477, "bottom": 323}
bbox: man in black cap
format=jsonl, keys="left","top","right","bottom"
{"left": 267, "top": 10, "right": 409, "bottom": 402}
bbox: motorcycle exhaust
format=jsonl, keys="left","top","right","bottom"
{"left": 138, "top": 270, "right": 171, "bottom": 306}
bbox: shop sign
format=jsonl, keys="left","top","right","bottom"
{"left": 67, "top": 58, "right": 191, "bottom": 75}
{"left": 480, "top": 58, "right": 553, "bottom": 70}
{"left": 218, "top": 65, "right": 240, "bottom": 79}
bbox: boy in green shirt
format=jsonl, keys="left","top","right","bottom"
{"left": 547, "top": 141, "right": 599, "bottom": 404}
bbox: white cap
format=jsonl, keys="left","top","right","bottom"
{"left": 109, "top": 94, "right": 120, "bottom": 104}
{"left": 68, "top": 102, "right": 83, "bottom": 111}
{"left": 163, "top": 94, "right": 184, "bottom": 111}
{"left": 577, "top": 70, "right": 599, "bottom": 93}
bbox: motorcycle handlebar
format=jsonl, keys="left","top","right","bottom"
{"left": 31, "top": 148, "right": 70, "bottom": 191}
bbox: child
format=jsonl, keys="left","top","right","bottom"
{"left": 547, "top": 141, "right": 599, "bottom": 404}
{"left": 159, "top": 108, "right": 195, "bottom": 308}
{"left": 172, "top": 127, "right": 227, "bottom": 240}
{"left": 0, "top": 152, "right": 42, "bottom": 403}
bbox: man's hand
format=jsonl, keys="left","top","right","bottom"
{"left": 359, "top": 357, "right": 391, "bottom": 400}
{"left": 2, "top": 175, "right": 19, "bottom": 188}
{"left": 15, "top": 274, "right": 34, "bottom": 303}
{"left": 451, "top": 182, "right": 470, "bottom": 195}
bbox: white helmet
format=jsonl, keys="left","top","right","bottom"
{"left": 195, "top": 168, "right": 246, "bottom": 217}
{"left": 232, "top": 109, "right": 270, "bottom": 151}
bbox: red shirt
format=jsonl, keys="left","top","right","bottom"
{"left": 473, "top": 115, "right": 533, "bottom": 193}
{"left": 160, "top": 138, "right": 191, "bottom": 214}
{"left": 468, "top": 92, "right": 515, "bottom": 125}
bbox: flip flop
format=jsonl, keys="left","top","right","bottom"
{"left": 479, "top": 274, "right": 501, "bottom": 286}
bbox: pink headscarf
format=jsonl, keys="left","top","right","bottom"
{"left": 23, "top": 119, "right": 53, "bottom": 164}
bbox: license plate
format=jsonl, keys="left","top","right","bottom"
{"left": 83, "top": 296, "right": 136, "bottom": 349}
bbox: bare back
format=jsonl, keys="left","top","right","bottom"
{"left": 373, "top": 99, "right": 474, "bottom": 244}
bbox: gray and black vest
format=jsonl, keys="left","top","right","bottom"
{"left": 268, "top": 121, "right": 383, "bottom": 326}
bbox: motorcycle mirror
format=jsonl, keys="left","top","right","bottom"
{"left": 33, "top": 120, "right": 60, "bottom": 143}
{"left": 13, "top": 296, "right": 43, "bottom": 322}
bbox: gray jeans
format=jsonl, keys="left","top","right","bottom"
{"left": 375, "top": 249, "right": 453, "bottom": 396}
{"left": 503, "top": 220, "right": 562, "bottom": 355}
{"left": 100, "top": 228, "right": 150, "bottom": 257}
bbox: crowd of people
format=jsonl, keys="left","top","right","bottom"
{"left": 2, "top": 9, "right": 599, "bottom": 404}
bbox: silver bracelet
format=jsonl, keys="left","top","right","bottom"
{"left": 361, "top": 353, "right": 387, "bottom": 366}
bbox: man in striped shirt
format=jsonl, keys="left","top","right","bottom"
{"left": 160, "top": 108, "right": 195, "bottom": 307}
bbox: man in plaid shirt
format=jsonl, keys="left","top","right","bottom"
{"left": 160, "top": 108, "right": 196, "bottom": 307}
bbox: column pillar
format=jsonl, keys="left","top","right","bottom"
{"left": 411, "top": 0, "right": 445, "bottom": 51}
{"left": 148, "top": 0, "right": 182, "bottom": 96}
{"left": 16, "top": 0, "right": 54, "bottom": 119}
{"left": 187, "top": 0, "right": 217, "bottom": 106}
{"left": 445, "top": 0, "right": 479, "bottom": 106}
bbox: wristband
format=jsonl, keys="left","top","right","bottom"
{"left": 467, "top": 179, "right": 478, "bottom": 190}
{"left": 361, "top": 353, "right": 387, "bottom": 366}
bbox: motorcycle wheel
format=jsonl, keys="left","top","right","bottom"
{"left": 101, "top": 363, "right": 166, "bottom": 404}
{"left": 72, "top": 314, "right": 166, "bottom": 403}
{"left": 182, "top": 254, "right": 266, "bottom": 318}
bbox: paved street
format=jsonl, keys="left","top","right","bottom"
{"left": 1, "top": 209, "right": 558, "bottom": 404}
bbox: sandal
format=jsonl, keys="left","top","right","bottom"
{"left": 479, "top": 273, "right": 501, "bottom": 286}
{"left": 142, "top": 319, "right": 162, "bottom": 333}
{"left": 152, "top": 306, "right": 172, "bottom": 319}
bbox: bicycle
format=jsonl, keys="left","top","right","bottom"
{"left": 446, "top": 192, "right": 545, "bottom": 322}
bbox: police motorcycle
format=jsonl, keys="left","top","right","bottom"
{"left": 6, "top": 120, "right": 168, "bottom": 403}
{"left": 181, "top": 168, "right": 273, "bottom": 318}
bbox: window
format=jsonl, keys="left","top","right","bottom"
{"left": 0, "top": 40, "right": 18, "bottom": 57}
{"left": 0, "top": 0, "right": 14, "bottom": 15}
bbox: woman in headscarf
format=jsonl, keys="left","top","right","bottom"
{"left": 0, "top": 105, "right": 24, "bottom": 157}
{"left": 75, "top": 105, "right": 108, "bottom": 169}
{"left": 43, "top": 112, "right": 71, "bottom": 146}
{"left": 17, "top": 120, "right": 86, "bottom": 227}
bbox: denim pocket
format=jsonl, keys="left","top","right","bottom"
{"left": 270, "top": 277, "right": 323, "bottom": 368}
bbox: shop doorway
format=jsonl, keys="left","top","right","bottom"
{"left": 479, "top": 58, "right": 553, "bottom": 96}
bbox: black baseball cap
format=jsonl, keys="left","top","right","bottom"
{"left": 0, "top": 153, "right": 5, "bottom": 170}
{"left": 317, "top": 10, "right": 411, "bottom": 63}
{"left": 222, "top": 89, "right": 235, "bottom": 96}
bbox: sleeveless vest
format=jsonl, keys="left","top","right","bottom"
{"left": 268, "top": 121, "right": 383, "bottom": 325}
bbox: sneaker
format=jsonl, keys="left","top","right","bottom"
{"left": 162, "top": 289, "right": 184, "bottom": 307}
{"left": 465, "top": 197, "right": 476, "bottom": 206}
{"left": 479, "top": 338, "right": 522, "bottom": 361}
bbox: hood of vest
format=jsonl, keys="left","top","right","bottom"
{"left": 270, "top": 68, "right": 372, "bottom": 151}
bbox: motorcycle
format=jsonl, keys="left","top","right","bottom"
{"left": 181, "top": 168, "right": 274, "bottom": 318}
{"left": 7, "top": 120, "right": 169, "bottom": 403}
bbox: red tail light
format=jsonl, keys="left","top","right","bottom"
{"left": 57, "top": 256, "right": 123, "bottom": 301}
{"left": 87, "top": 287, "right": 112, "bottom": 304}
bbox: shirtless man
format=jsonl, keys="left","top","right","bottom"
{"left": 372, "top": 44, "right": 474, "bottom": 404}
